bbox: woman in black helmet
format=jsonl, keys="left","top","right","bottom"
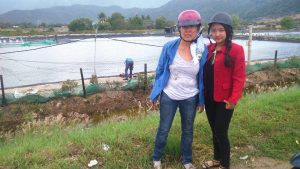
{"left": 201, "top": 12, "right": 246, "bottom": 169}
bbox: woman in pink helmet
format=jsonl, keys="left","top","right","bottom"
{"left": 149, "top": 10, "right": 208, "bottom": 169}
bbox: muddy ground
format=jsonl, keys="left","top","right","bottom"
{"left": 0, "top": 68, "right": 299, "bottom": 133}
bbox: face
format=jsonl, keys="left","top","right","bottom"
{"left": 210, "top": 23, "right": 226, "bottom": 45}
{"left": 179, "top": 25, "right": 198, "bottom": 41}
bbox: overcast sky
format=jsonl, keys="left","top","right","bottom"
{"left": 0, "top": 0, "right": 172, "bottom": 14}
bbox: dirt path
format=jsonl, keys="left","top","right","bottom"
{"left": 232, "top": 157, "right": 292, "bottom": 169}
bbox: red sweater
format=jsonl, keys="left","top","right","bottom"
{"left": 207, "top": 42, "right": 246, "bottom": 105}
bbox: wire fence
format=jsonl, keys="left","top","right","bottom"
{"left": 0, "top": 67, "right": 155, "bottom": 105}
{"left": 1, "top": 56, "right": 299, "bottom": 105}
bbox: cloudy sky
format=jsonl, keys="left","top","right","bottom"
{"left": 0, "top": 0, "right": 172, "bottom": 14}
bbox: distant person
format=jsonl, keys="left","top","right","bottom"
{"left": 149, "top": 10, "right": 207, "bottom": 169}
{"left": 124, "top": 58, "right": 134, "bottom": 80}
{"left": 201, "top": 12, "right": 246, "bottom": 169}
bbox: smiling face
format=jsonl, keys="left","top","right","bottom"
{"left": 179, "top": 25, "right": 199, "bottom": 42}
{"left": 210, "top": 23, "right": 227, "bottom": 45}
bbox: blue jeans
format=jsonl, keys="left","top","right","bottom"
{"left": 125, "top": 61, "right": 133, "bottom": 79}
{"left": 153, "top": 91, "right": 198, "bottom": 164}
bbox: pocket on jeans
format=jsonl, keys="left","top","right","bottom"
{"left": 185, "top": 94, "right": 198, "bottom": 103}
{"left": 160, "top": 91, "right": 171, "bottom": 103}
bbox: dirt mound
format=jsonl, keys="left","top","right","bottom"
{"left": 245, "top": 68, "right": 300, "bottom": 93}
{"left": 1, "top": 68, "right": 299, "bottom": 133}
{"left": 46, "top": 90, "right": 146, "bottom": 116}
{"left": 0, "top": 89, "right": 148, "bottom": 132}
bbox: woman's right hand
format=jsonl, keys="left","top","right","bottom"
{"left": 147, "top": 99, "right": 159, "bottom": 111}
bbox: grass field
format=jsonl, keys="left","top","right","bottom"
{"left": 0, "top": 86, "right": 299, "bottom": 169}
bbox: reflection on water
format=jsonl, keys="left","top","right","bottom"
{"left": 1, "top": 36, "right": 300, "bottom": 87}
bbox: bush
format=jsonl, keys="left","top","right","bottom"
{"left": 61, "top": 80, "right": 78, "bottom": 92}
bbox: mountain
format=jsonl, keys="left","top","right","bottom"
{"left": 0, "top": 0, "right": 299, "bottom": 24}
{"left": 0, "top": 0, "right": 171, "bottom": 14}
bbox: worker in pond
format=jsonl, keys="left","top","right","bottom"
{"left": 124, "top": 57, "right": 134, "bottom": 80}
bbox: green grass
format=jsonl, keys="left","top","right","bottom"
{"left": 0, "top": 86, "right": 299, "bottom": 168}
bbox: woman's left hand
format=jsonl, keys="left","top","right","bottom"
{"left": 224, "top": 100, "right": 235, "bottom": 110}
{"left": 197, "top": 105, "right": 204, "bottom": 113}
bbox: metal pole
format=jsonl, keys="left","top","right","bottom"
{"left": 93, "top": 26, "right": 98, "bottom": 76}
{"left": 80, "top": 68, "right": 86, "bottom": 97}
{"left": 247, "top": 24, "right": 253, "bottom": 65}
{"left": 274, "top": 50, "right": 278, "bottom": 67}
{"left": 0, "top": 75, "right": 6, "bottom": 106}
{"left": 144, "top": 63, "right": 147, "bottom": 91}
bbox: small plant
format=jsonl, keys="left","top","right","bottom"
{"left": 137, "top": 73, "right": 146, "bottom": 88}
{"left": 105, "top": 81, "right": 113, "bottom": 89}
{"left": 137, "top": 73, "right": 153, "bottom": 89}
{"left": 284, "top": 56, "right": 300, "bottom": 68}
{"left": 111, "top": 80, "right": 122, "bottom": 90}
{"left": 61, "top": 80, "right": 78, "bottom": 92}
{"left": 90, "top": 74, "right": 98, "bottom": 84}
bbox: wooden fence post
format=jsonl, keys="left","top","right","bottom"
{"left": 144, "top": 63, "right": 147, "bottom": 92}
{"left": 274, "top": 50, "right": 278, "bottom": 67}
{"left": 80, "top": 68, "right": 86, "bottom": 97}
{"left": 0, "top": 75, "right": 6, "bottom": 106}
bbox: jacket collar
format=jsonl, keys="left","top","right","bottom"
{"left": 208, "top": 43, "right": 226, "bottom": 54}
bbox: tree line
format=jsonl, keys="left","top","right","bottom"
{"left": 68, "top": 12, "right": 175, "bottom": 32}
{"left": 0, "top": 13, "right": 297, "bottom": 34}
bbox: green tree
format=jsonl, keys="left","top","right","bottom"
{"left": 155, "top": 16, "right": 168, "bottom": 29}
{"left": 39, "top": 22, "right": 47, "bottom": 28}
{"left": 280, "top": 16, "right": 295, "bottom": 29}
{"left": 47, "top": 27, "right": 55, "bottom": 32}
{"left": 108, "top": 12, "right": 126, "bottom": 30}
{"left": 128, "top": 15, "right": 144, "bottom": 29}
{"left": 98, "top": 12, "right": 107, "bottom": 23}
{"left": 68, "top": 18, "right": 93, "bottom": 32}
{"left": 231, "top": 15, "right": 240, "bottom": 29}
{"left": 98, "top": 22, "right": 111, "bottom": 30}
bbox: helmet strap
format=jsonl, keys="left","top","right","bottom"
{"left": 207, "top": 26, "right": 213, "bottom": 44}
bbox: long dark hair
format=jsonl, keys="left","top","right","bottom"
{"left": 208, "top": 23, "right": 233, "bottom": 67}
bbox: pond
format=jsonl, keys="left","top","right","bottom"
{"left": 1, "top": 36, "right": 300, "bottom": 87}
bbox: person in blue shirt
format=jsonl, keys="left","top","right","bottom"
{"left": 124, "top": 58, "right": 134, "bottom": 80}
{"left": 149, "top": 10, "right": 208, "bottom": 169}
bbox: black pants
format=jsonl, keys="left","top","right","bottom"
{"left": 205, "top": 98, "right": 234, "bottom": 168}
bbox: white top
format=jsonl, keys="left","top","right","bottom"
{"left": 163, "top": 51, "right": 199, "bottom": 100}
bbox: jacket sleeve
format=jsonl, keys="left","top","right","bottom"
{"left": 155, "top": 45, "right": 168, "bottom": 80}
{"left": 228, "top": 46, "right": 246, "bottom": 105}
{"left": 198, "top": 46, "right": 208, "bottom": 106}
{"left": 149, "top": 44, "right": 168, "bottom": 101}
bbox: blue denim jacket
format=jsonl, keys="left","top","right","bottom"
{"left": 149, "top": 38, "right": 208, "bottom": 106}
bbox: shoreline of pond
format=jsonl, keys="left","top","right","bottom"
{"left": 1, "top": 32, "right": 300, "bottom": 43}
